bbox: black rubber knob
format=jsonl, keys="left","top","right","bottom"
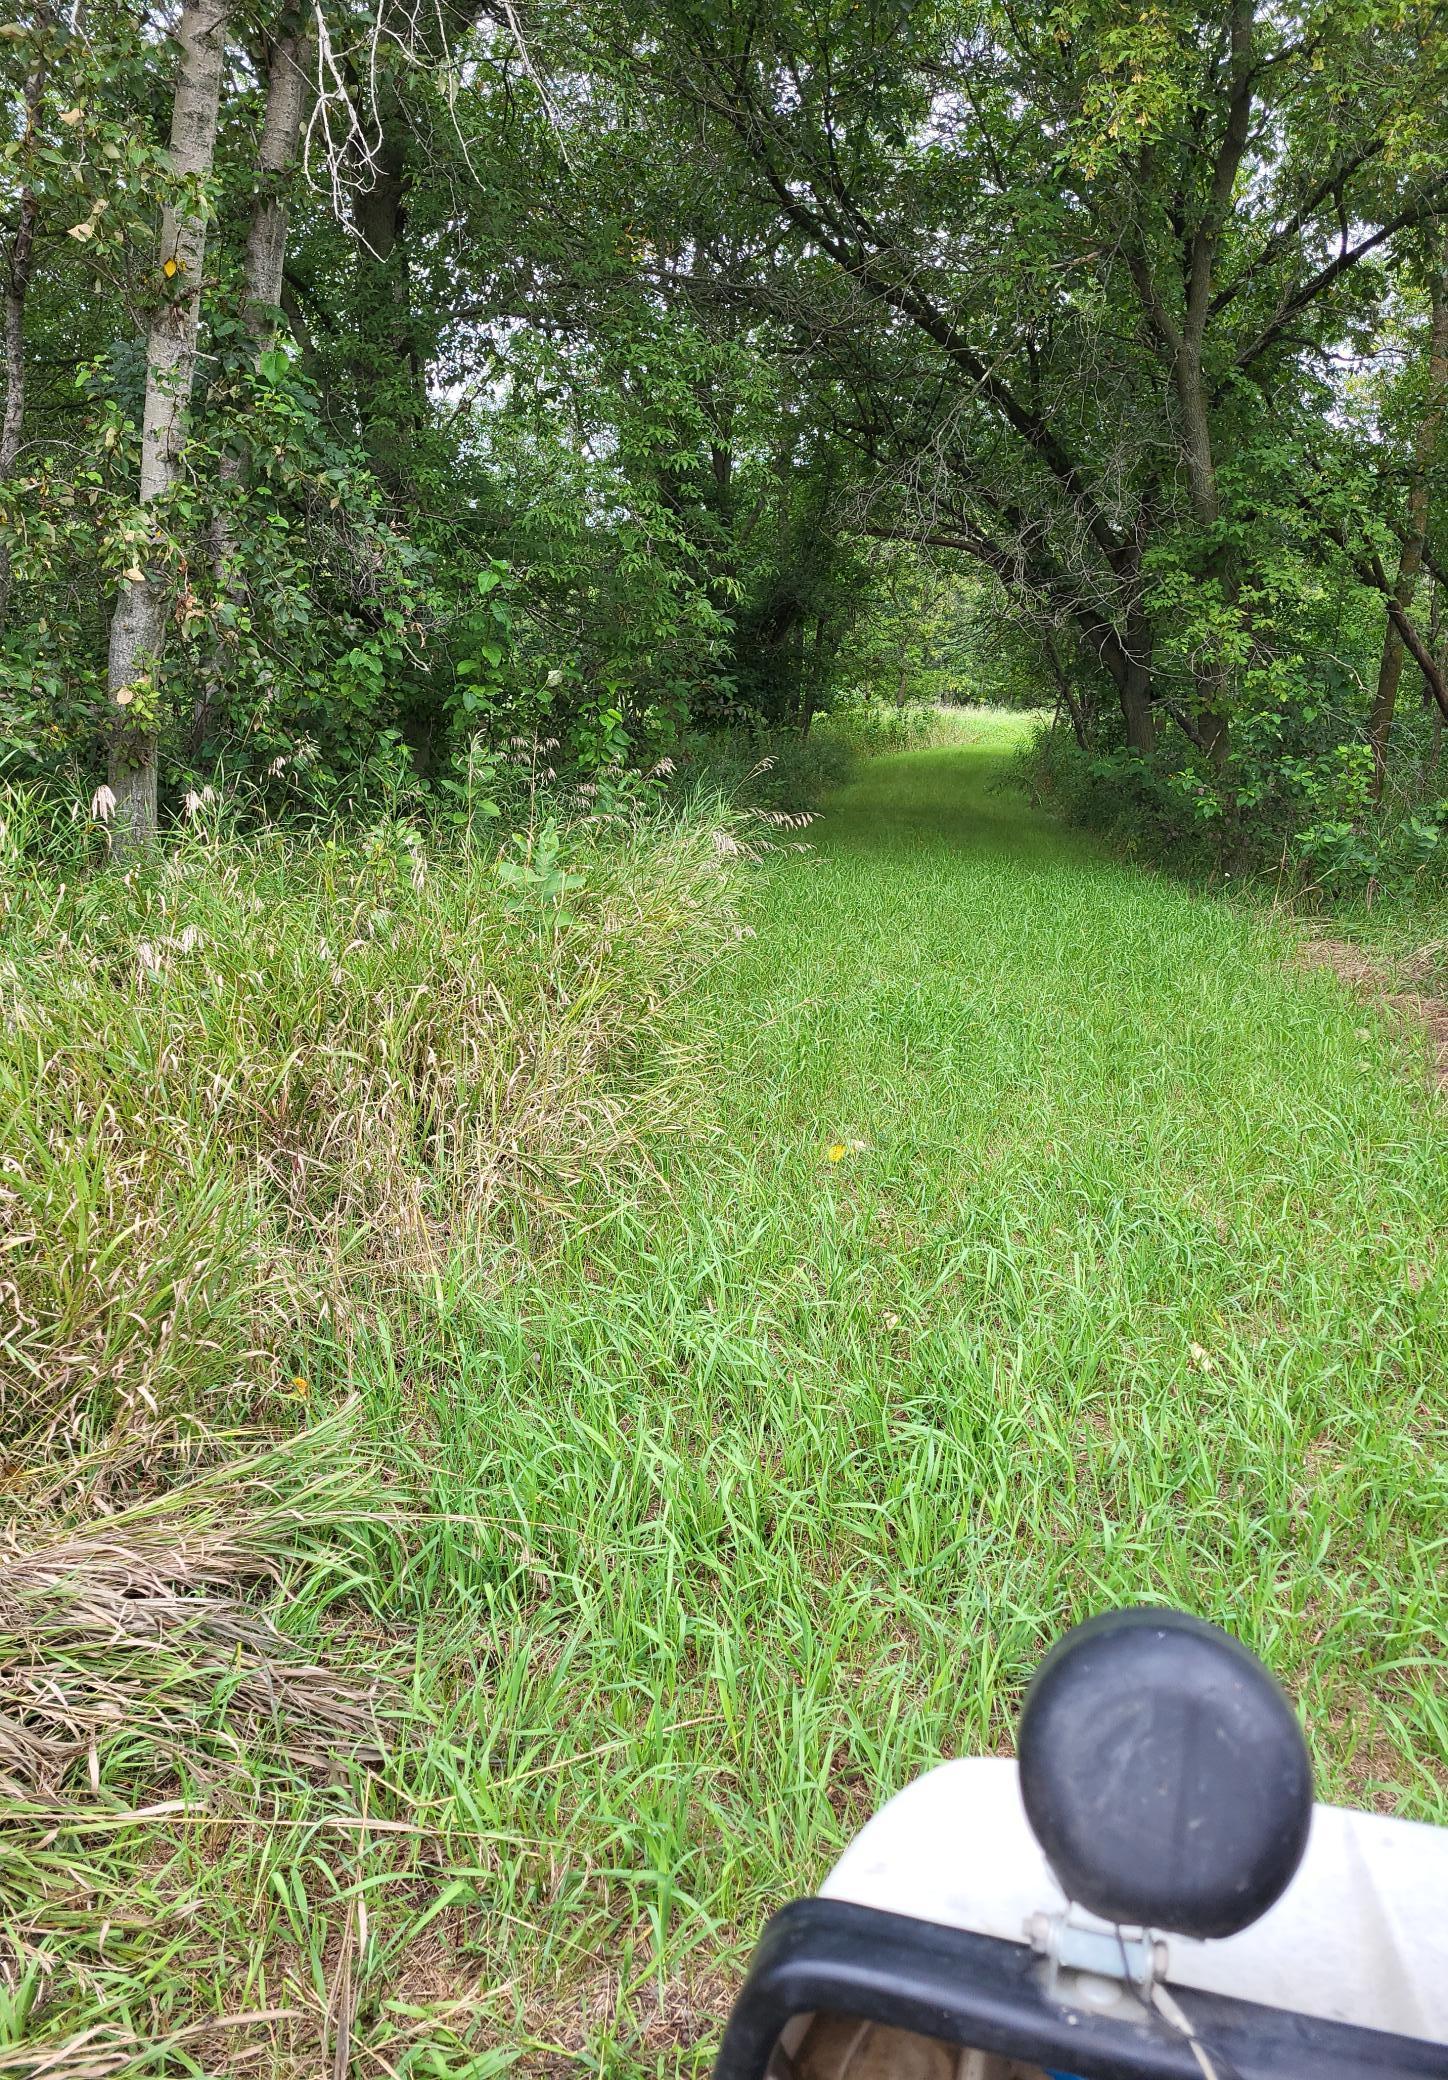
{"left": 1018, "top": 1607, "right": 1313, "bottom": 1939}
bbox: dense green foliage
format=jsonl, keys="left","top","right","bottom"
{"left": 2, "top": 0, "right": 1444, "bottom": 871}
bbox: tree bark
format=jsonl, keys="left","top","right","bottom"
{"left": 1427, "top": 585, "right": 1445, "bottom": 783}
{"left": 106, "top": 0, "right": 229, "bottom": 851}
{"left": 1121, "top": 604, "right": 1159, "bottom": 755}
{"left": 1332, "top": 521, "right": 1448, "bottom": 722}
{"left": 350, "top": 114, "right": 415, "bottom": 498}
{"left": 1171, "top": 307, "right": 1238, "bottom": 772}
{"left": 195, "top": 25, "right": 311, "bottom": 753}
{"left": 1120, "top": 653, "right": 1156, "bottom": 754}
{"left": 0, "top": 17, "right": 50, "bottom": 631}
{"left": 1368, "top": 252, "right": 1448, "bottom": 795}
{"left": 0, "top": 199, "right": 38, "bottom": 482}
{"left": 342, "top": 0, "right": 493, "bottom": 495}
{"left": 1088, "top": 615, "right": 1155, "bottom": 752}
{"left": 1384, "top": 587, "right": 1448, "bottom": 720}
{"left": 240, "top": 28, "right": 311, "bottom": 340}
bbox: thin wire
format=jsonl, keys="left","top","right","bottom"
{"left": 1151, "top": 1979, "right": 1237, "bottom": 2080}
{"left": 1110, "top": 1923, "right": 1239, "bottom": 2080}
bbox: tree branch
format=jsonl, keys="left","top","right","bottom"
{"left": 1235, "top": 177, "right": 1448, "bottom": 377}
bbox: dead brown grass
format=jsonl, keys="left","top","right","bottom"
{"left": 1297, "top": 935, "right": 1448, "bottom": 1092}
{"left": 0, "top": 1411, "right": 385, "bottom": 1800}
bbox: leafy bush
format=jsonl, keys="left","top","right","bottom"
{"left": 1011, "top": 719, "right": 1223, "bottom": 868}
{"left": 1014, "top": 713, "right": 1448, "bottom": 895}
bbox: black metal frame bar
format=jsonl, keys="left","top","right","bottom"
{"left": 710, "top": 1899, "right": 1448, "bottom": 2080}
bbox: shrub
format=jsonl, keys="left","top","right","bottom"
{"left": 1012, "top": 714, "right": 1448, "bottom": 894}
{"left": 1010, "top": 718, "right": 1222, "bottom": 868}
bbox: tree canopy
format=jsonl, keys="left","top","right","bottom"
{"left": 2, "top": 0, "right": 1446, "bottom": 872}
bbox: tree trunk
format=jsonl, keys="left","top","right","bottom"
{"left": 1121, "top": 605, "right": 1158, "bottom": 756}
{"left": 350, "top": 115, "right": 416, "bottom": 499}
{"left": 0, "top": 198, "right": 37, "bottom": 481}
{"left": 796, "top": 614, "right": 815, "bottom": 735}
{"left": 106, "top": 0, "right": 229, "bottom": 851}
{"left": 1171, "top": 344, "right": 1234, "bottom": 767}
{"left": 1134, "top": 2, "right": 1254, "bottom": 772}
{"left": 0, "top": 20, "right": 50, "bottom": 631}
{"left": 1368, "top": 253, "right": 1448, "bottom": 795}
{"left": 341, "top": 0, "right": 494, "bottom": 495}
{"left": 241, "top": 29, "right": 311, "bottom": 339}
{"left": 1427, "top": 586, "right": 1445, "bottom": 783}
{"left": 1121, "top": 655, "right": 1155, "bottom": 754}
{"left": 194, "top": 25, "right": 311, "bottom": 753}
{"left": 1381, "top": 573, "right": 1448, "bottom": 720}
{"left": 1088, "top": 616, "right": 1155, "bottom": 752}
{"left": 1042, "top": 630, "right": 1089, "bottom": 749}
{"left": 1174, "top": 351, "right": 1221, "bottom": 531}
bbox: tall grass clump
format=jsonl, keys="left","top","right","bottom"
{"left": 0, "top": 791, "right": 743, "bottom": 1460}
{"left": 0, "top": 778, "right": 754, "bottom": 2064}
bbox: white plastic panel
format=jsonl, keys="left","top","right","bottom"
{"left": 819, "top": 1757, "right": 1448, "bottom": 2044}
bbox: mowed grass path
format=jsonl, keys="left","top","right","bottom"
{"left": 364, "top": 712, "right": 1446, "bottom": 2059}
{"left": 63, "top": 717, "right": 1445, "bottom": 2073}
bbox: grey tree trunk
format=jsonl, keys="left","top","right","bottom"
{"left": 1369, "top": 255, "right": 1448, "bottom": 796}
{"left": 350, "top": 115, "right": 415, "bottom": 500}
{"left": 0, "top": 199, "right": 37, "bottom": 481}
{"left": 1091, "top": 616, "right": 1155, "bottom": 753}
{"left": 1428, "top": 587, "right": 1445, "bottom": 784}
{"left": 106, "top": 0, "right": 229, "bottom": 852}
{"left": 195, "top": 25, "right": 311, "bottom": 752}
{"left": 1171, "top": 315, "right": 1236, "bottom": 775}
{"left": 240, "top": 29, "right": 311, "bottom": 339}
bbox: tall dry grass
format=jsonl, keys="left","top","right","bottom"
{"left": 0, "top": 799, "right": 743, "bottom": 1458}
{"left": 0, "top": 788, "right": 746, "bottom": 1828}
{"left": 0, "top": 1409, "right": 384, "bottom": 1799}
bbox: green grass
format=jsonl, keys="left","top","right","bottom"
{"left": 5, "top": 711, "right": 1446, "bottom": 2076}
